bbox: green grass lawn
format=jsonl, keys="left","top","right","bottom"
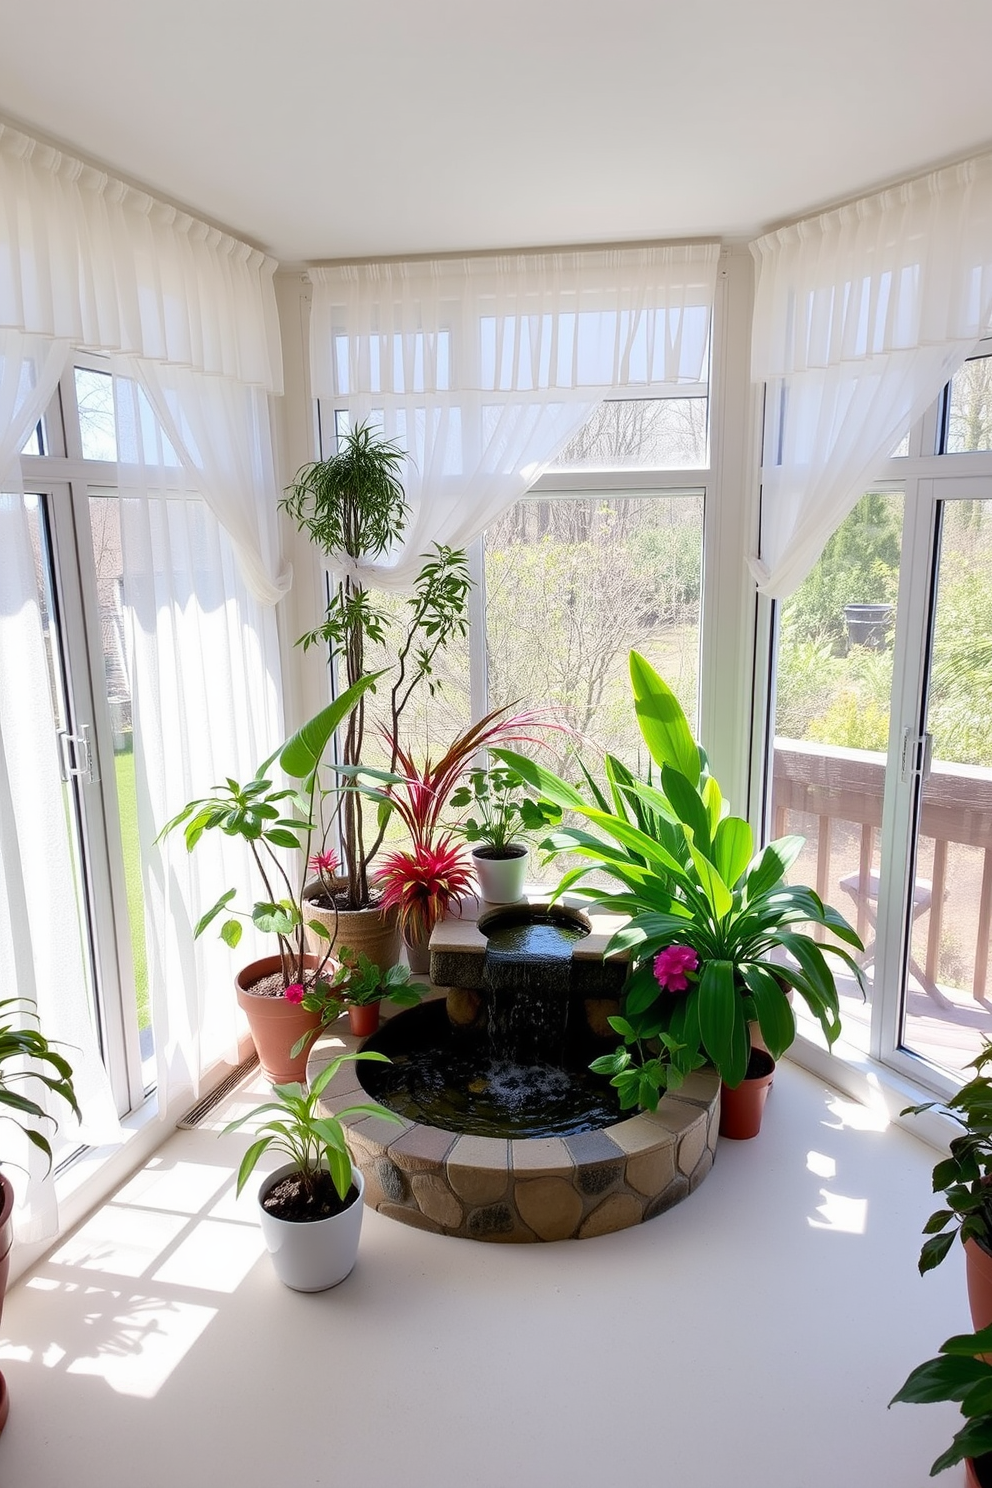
{"left": 114, "top": 748, "right": 150, "bottom": 1032}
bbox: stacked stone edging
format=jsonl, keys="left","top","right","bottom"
{"left": 311, "top": 995, "right": 720, "bottom": 1244}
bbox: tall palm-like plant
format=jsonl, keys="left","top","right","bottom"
{"left": 281, "top": 421, "right": 471, "bottom": 911}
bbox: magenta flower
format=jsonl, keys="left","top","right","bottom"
{"left": 653, "top": 944, "right": 699, "bottom": 993}
{"left": 284, "top": 982, "right": 305, "bottom": 1004}
{"left": 308, "top": 849, "right": 338, "bottom": 876}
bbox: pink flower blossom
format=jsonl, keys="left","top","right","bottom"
{"left": 284, "top": 982, "right": 305, "bottom": 1004}
{"left": 308, "top": 849, "right": 338, "bottom": 876}
{"left": 653, "top": 944, "right": 699, "bottom": 993}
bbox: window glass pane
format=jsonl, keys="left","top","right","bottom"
{"left": 88, "top": 493, "right": 152, "bottom": 1081}
{"left": 902, "top": 499, "right": 992, "bottom": 1074}
{"left": 772, "top": 491, "right": 903, "bottom": 1056}
{"left": 945, "top": 356, "right": 992, "bottom": 453}
{"left": 20, "top": 419, "right": 45, "bottom": 457}
{"left": 484, "top": 491, "right": 703, "bottom": 886}
{"left": 75, "top": 367, "right": 117, "bottom": 461}
{"left": 551, "top": 398, "right": 708, "bottom": 470}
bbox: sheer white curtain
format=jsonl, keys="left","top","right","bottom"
{"left": 309, "top": 245, "right": 719, "bottom": 588}
{"left": 751, "top": 151, "right": 992, "bottom": 597}
{"left": 118, "top": 358, "right": 291, "bottom": 605}
{"left": 0, "top": 332, "right": 120, "bottom": 1239}
{"left": 114, "top": 374, "right": 284, "bottom": 1112}
{"left": 0, "top": 121, "right": 281, "bottom": 391}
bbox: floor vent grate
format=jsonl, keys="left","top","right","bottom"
{"left": 176, "top": 1054, "right": 260, "bottom": 1129}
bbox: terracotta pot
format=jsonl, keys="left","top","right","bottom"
{"left": 348, "top": 1001, "right": 380, "bottom": 1037}
{"left": 966, "top": 1452, "right": 992, "bottom": 1488}
{"left": 719, "top": 1049, "right": 776, "bottom": 1139}
{"left": 302, "top": 878, "right": 401, "bottom": 969}
{"left": 258, "top": 1161, "right": 366, "bottom": 1291}
{"left": 473, "top": 845, "right": 528, "bottom": 905}
{"left": 966, "top": 1235, "right": 992, "bottom": 1332}
{"left": 0, "top": 1172, "right": 13, "bottom": 1435}
{"left": 235, "top": 955, "right": 324, "bottom": 1086}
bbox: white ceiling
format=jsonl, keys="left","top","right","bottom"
{"left": 3, "top": 0, "right": 992, "bottom": 265}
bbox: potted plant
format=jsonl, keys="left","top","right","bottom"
{"left": 280, "top": 420, "right": 472, "bottom": 948}
{"left": 449, "top": 765, "right": 559, "bottom": 904}
{"left": 372, "top": 706, "right": 560, "bottom": 968}
{"left": 159, "top": 675, "right": 378, "bottom": 1084}
{"left": 223, "top": 1049, "right": 402, "bottom": 1291}
{"left": 902, "top": 1040, "right": 992, "bottom": 1330}
{"left": 290, "top": 949, "right": 423, "bottom": 1048}
{"left": 890, "top": 1322, "right": 992, "bottom": 1483}
{"left": 495, "top": 650, "right": 865, "bottom": 1135}
{"left": 0, "top": 996, "right": 80, "bottom": 1433}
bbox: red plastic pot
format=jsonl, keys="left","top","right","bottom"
{"left": 347, "top": 1001, "right": 381, "bottom": 1038}
{"left": 719, "top": 1050, "right": 776, "bottom": 1140}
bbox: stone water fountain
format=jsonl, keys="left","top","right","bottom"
{"left": 311, "top": 896, "right": 719, "bottom": 1243}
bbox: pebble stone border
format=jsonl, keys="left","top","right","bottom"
{"left": 310, "top": 989, "right": 720, "bottom": 1244}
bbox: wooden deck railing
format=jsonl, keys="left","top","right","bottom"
{"left": 772, "top": 738, "right": 992, "bottom": 999}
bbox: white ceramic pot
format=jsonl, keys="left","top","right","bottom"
{"left": 257, "top": 1161, "right": 365, "bottom": 1291}
{"left": 473, "top": 844, "right": 528, "bottom": 904}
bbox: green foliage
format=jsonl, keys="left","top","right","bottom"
{"left": 289, "top": 951, "right": 423, "bottom": 1058}
{"left": 785, "top": 492, "right": 901, "bottom": 648}
{"left": 902, "top": 1039, "right": 992, "bottom": 1273}
{"left": 158, "top": 675, "right": 379, "bottom": 988}
{"left": 496, "top": 650, "right": 865, "bottom": 1102}
{"left": 449, "top": 766, "right": 560, "bottom": 853}
{"left": 890, "top": 1322, "right": 992, "bottom": 1475}
{"left": 222, "top": 1050, "right": 403, "bottom": 1204}
{"left": 281, "top": 421, "right": 473, "bottom": 909}
{"left": 0, "top": 997, "right": 80, "bottom": 1172}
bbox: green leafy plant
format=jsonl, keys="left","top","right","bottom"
{"left": 280, "top": 420, "right": 472, "bottom": 911}
{"left": 0, "top": 997, "right": 80, "bottom": 1171}
{"left": 289, "top": 951, "right": 422, "bottom": 1057}
{"left": 902, "top": 1040, "right": 992, "bottom": 1274}
{"left": 890, "top": 1322, "right": 992, "bottom": 1477}
{"left": 449, "top": 766, "right": 559, "bottom": 854}
{"left": 159, "top": 674, "right": 380, "bottom": 990}
{"left": 495, "top": 650, "right": 865, "bottom": 1105}
{"left": 223, "top": 1049, "right": 402, "bottom": 1204}
{"left": 367, "top": 705, "right": 559, "bottom": 948}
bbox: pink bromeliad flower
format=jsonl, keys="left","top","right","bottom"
{"left": 653, "top": 944, "right": 699, "bottom": 993}
{"left": 308, "top": 849, "right": 338, "bottom": 877}
{"left": 284, "top": 982, "right": 305, "bottom": 1004}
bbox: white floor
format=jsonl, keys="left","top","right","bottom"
{"left": 0, "top": 1058, "right": 975, "bottom": 1488}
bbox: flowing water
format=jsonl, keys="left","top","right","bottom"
{"left": 358, "top": 908, "right": 620, "bottom": 1137}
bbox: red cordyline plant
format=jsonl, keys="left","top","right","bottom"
{"left": 369, "top": 704, "right": 564, "bottom": 946}
{"left": 377, "top": 837, "right": 476, "bottom": 947}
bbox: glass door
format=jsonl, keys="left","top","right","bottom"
{"left": 898, "top": 481, "right": 992, "bottom": 1077}
{"left": 21, "top": 480, "right": 148, "bottom": 1138}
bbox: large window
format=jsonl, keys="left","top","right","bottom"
{"left": 770, "top": 350, "right": 992, "bottom": 1093}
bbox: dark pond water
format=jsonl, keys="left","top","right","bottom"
{"left": 359, "top": 1000, "right": 620, "bottom": 1139}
